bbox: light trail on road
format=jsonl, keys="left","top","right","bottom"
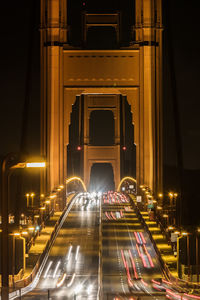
{"left": 13, "top": 191, "right": 200, "bottom": 300}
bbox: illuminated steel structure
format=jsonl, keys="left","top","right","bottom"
{"left": 40, "top": 0, "right": 163, "bottom": 193}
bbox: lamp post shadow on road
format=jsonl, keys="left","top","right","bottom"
{"left": 1, "top": 153, "right": 46, "bottom": 300}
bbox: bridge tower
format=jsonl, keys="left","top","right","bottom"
{"left": 40, "top": 0, "right": 163, "bottom": 194}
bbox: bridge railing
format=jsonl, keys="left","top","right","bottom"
{"left": 129, "top": 195, "right": 200, "bottom": 292}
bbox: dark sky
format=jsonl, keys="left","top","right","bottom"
{"left": 0, "top": 0, "right": 200, "bottom": 171}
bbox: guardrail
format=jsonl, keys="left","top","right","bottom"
{"left": 129, "top": 195, "right": 200, "bottom": 292}
{"left": 3, "top": 194, "right": 77, "bottom": 299}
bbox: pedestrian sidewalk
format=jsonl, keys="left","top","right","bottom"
{"left": 23, "top": 212, "right": 62, "bottom": 279}
{"left": 22, "top": 193, "right": 75, "bottom": 280}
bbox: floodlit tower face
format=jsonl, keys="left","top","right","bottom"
{"left": 40, "top": 0, "right": 163, "bottom": 194}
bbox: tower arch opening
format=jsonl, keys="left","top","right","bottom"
{"left": 89, "top": 163, "right": 115, "bottom": 192}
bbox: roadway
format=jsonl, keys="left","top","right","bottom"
{"left": 102, "top": 191, "right": 166, "bottom": 299}
{"left": 22, "top": 193, "right": 100, "bottom": 299}
{"left": 21, "top": 192, "right": 197, "bottom": 300}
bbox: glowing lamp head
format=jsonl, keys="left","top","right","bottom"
{"left": 77, "top": 146, "right": 81, "bottom": 151}
{"left": 13, "top": 232, "right": 20, "bottom": 236}
{"left": 26, "top": 162, "right": 46, "bottom": 168}
{"left": 182, "top": 232, "right": 188, "bottom": 236}
{"left": 22, "top": 231, "right": 28, "bottom": 235}
{"left": 122, "top": 146, "right": 126, "bottom": 151}
{"left": 28, "top": 227, "right": 35, "bottom": 231}
{"left": 168, "top": 226, "right": 174, "bottom": 230}
{"left": 174, "top": 231, "right": 180, "bottom": 235}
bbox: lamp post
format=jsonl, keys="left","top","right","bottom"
{"left": 1, "top": 154, "right": 45, "bottom": 300}
{"left": 12, "top": 232, "right": 20, "bottom": 287}
{"left": 40, "top": 194, "right": 44, "bottom": 208}
{"left": 30, "top": 193, "right": 35, "bottom": 207}
{"left": 163, "top": 214, "right": 169, "bottom": 228}
{"left": 26, "top": 193, "right": 30, "bottom": 207}
{"left": 182, "top": 232, "right": 190, "bottom": 281}
{"left": 40, "top": 206, "right": 45, "bottom": 224}
{"left": 157, "top": 193, "right": 163, "bottom": 211}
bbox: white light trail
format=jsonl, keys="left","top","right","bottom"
{"left": 56, "top": 273, "right": 67, "bottom": 288}
{"left": 67, "top": 245, "right": 73, "bottom": 261}
{"left": 53, "top": 261, "right": 61, "bottom": 278}
{"left": 44, "top": 261, "right": 53, "bottom": 278}
{"left": 67, "top": 273, "right": 76, "bottom": 287}
{"left": 75, "top": 245, "right": 80, "bottom": 261}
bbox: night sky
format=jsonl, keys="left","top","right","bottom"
{"left": 0, "top": 1, "right": 200, "bottom": 223}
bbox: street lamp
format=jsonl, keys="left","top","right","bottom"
{"left": 1, "top": 153, "right": 45, "bottom": 300}
{"left": 40, "top": 193, "right": 44, "bottom": 205}
{"left": 26, "top": 193, "right": 30, "bottom": 207}
{"left": 181, "top": 232, "right": 191, "bottom": 281}
{"left": 30, "top": 193, "right": 35, "bottom": 207}
{"left": 11, "top": 232, "right": 20, "bottom": 287}
{"left": 163, "top": 214, "right": 169, "bottom": 227}
{"left": 39, "top": 206, "right": 46, "bottom": 223}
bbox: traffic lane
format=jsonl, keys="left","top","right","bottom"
{"left": 103, "top": 202, "right": 183, "bottom": 297}
{"left": 102, "top": 208, "right": 144, "bottom": 294}
{"left": 25, "top": 194, "right": 99, "bottom": 299}
{"left": 102, "top": 209, "right": 163, "bottom": 295}
{"left": 102, "top": 232, "right": 163, "bottom": 295}
{"left": 102, "top": 222, "right": 131, "bottom": 295}
{"left": 39, "top": 212, "right": 99, "bottom": 283}
{"left": 102, "top": 224, "right": 163, "bottom": 280}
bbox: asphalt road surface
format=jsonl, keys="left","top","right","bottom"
{"left": 19, "top": 192, "right": 196, "bottom": 300}
{"left": 22, "top": 192, "right": 100, "bottom": 299}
